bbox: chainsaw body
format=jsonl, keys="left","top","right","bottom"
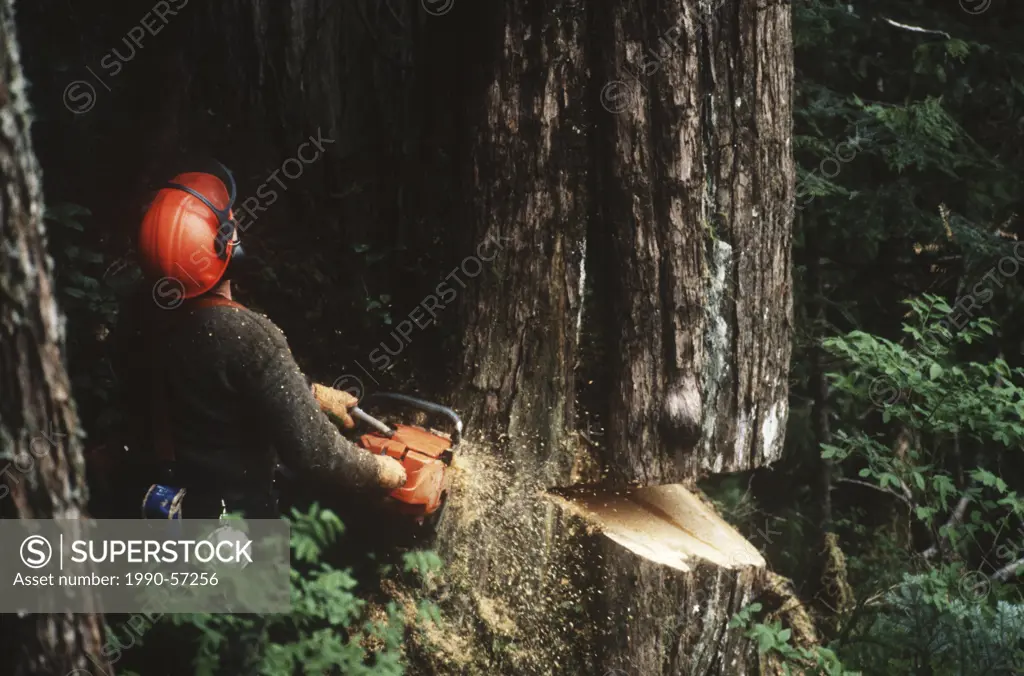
{"left": 353, "top": 393, "right": 461, "bottom": 523}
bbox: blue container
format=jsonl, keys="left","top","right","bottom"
{"left": 142, "top": 484, "right": 186, "bottom": 520}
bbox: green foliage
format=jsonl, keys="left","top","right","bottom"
{"left": 401, "top": 550, "right": 445, "bottom": 627}
{"left": 844, "top": 571, "right": 1024, "bottom": 674}
{"left": 731, "top": 565, "right": 1024, "bottom": 674}
{"left": 791, "top": 0, "right": 1024, "bottom": 351}
{"left": 289, "top": 505, "right": 345, "bottom": 563}
{"left": 701, "top": 476, "right": 812, "bottom": 574}
{"left": 44, "top": 201, "right": 140, "bottom": 435}
{"left": 169, "top": 504, "right": 442, "bottom": 675}
{"left": 822, "top": 298, "right": 1024, "bottom": 556}
{"left": 819, "top": 301, "right": 1024, "bottom": 671}
{"left": 728, "top": 603, "right": 855, "bottom": 675}
{"left": 45, "top": 202, "right": 136, "bottom": 325}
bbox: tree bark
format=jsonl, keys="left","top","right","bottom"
{"left": 422, "top": 2, "right": 593, "bottom": 672}
{"left": 420, "top": 0, "right": 794, "bottom": 674}
{"left": 0, "top": 0, "right": 108, "bottom": 672}
{"left": 593, "top": 0, "right": 792, "bottom": 487}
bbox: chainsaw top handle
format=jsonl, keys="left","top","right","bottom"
{"left": 355, "top": 392, "right": 463, "bottom": 445}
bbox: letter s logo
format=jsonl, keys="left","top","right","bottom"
{"left": 20, "top": 535, "right": 52, "bottom": 569}
{"left": 152, "top": 277, "right": 185, "bottom": 310}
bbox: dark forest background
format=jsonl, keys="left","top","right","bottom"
{"left": 19, "top": 0, "right": 472, "bottom": 426}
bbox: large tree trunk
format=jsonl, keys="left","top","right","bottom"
{"left": 419, "top": 0, "right": 794, "bottom": 674}
{"left": 0, "top": 1, "right": 108, "bottom": 673}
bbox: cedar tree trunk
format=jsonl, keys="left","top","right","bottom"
{"left": 0, "top": 1, "right": 109, "bottom": 673}
{"left": 418, "top": 0, "right": 795, "bottom": 675}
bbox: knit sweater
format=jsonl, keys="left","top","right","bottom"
{"left": 114, "top": 289, "right": 381, "bottom": 501}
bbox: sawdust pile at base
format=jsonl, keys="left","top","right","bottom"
{"left": 548, "top": 483, "right": 766, "bottom": 572}
{"left": 409, "top": 439, "right": 765, "bottom": 675}
{"left": 411, "top": 437, "right": 595, "bottom": 675}
{"left": 380, "top": 578, "right": 474, "bottom": 669}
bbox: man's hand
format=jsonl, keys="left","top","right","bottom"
{"left": 312, "top": 383, "right": 359, "bottom": 429}
{"left": 375, "top": 455, "right": 408, "bottom": 490}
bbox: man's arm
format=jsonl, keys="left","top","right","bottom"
{"left": 310, "top": 383, "right": 407, "bottom": 488}
{"left": 227, "top": 312, "right": 404, "bottom": 491}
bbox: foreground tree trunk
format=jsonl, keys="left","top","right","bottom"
{"left": 0, "top": 1, "right": 108, "bottom": 672}
{"left": 418, "top": 0, "right": 795, "bottom": 674}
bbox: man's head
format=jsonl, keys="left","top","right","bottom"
{"left": 138, "top": 164, "right": 244, "bottom": 298}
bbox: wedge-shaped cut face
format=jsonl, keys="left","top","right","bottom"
{"left": 549, "top": 483, "right": 765, "bottom": 573}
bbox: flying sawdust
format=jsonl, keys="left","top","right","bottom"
{"left": 409, "top": 436, "right": 764, "bottom": 675}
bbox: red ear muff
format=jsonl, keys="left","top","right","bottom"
{"left": 140, "top": 165, "right": 241, "bottom": 299}
{"left": 162, "top": 161, "right": 239, "bottom": 261}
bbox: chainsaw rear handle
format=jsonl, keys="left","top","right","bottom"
{"left": 358, "top": 392, "right": 463, "bottom": 445}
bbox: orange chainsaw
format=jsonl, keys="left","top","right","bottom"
{"left": 349, "top": 393, "right": 461, "bottom": 528}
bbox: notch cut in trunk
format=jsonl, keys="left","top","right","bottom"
{"left": 548, "top": 483, "right": 765, "bottom": 573}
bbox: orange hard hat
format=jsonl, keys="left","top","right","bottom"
{"left": 138, "top": 164, "right": 242, "bottom": 299}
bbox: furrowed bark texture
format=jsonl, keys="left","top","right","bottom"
{"left": 422, "top": 2, "right": 595, "bottom": 673}
{"left": 451, "top": 3, "right": 587, "bottom": 466}
{"left": 592, "top": 0, "right": 793, "bottom": 487}
{"left": 423, "top": 0, "right": 793, "bottom": 674}
{"left": 599, "top": 557, "right": 766, "bottom": 675}
{"left": 0, "top": 1, "right": 108, "bottom": 673}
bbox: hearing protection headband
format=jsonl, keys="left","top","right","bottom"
{"left": 162, "top": 161, "right": 239, "bottom": 260}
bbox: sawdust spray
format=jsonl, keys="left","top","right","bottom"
{"left": 402, "top": 433, "right": 602, "bottom": 676}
